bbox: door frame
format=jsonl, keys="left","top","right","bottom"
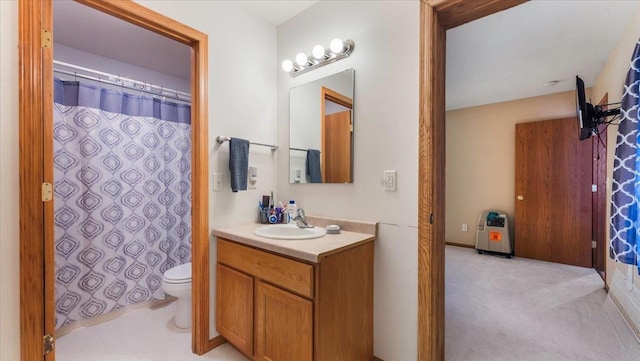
{"left": 18, "top": 0, "right": 212, "bottom": 359}
{"left": 320, "top": 86, "right": 353, "bottom": 183}
{"left": 418, "top": 1, "right": 528, "bottom": 359}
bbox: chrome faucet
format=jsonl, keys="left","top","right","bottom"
{"left": 293, "top": 209, "right": 313, "bottom": 229}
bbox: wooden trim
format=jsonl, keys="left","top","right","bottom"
{"left": 321, "top": 86, "right": 353, "bottom": 108}
{"left": 20, "top": 0, "right": 210, "bottom": 359}
{"left": 74, "top": 0, "right": 204, "bottom": 45}
{"left": 19, "top": 1, "right": 47, "bottom": 359}
{"left": 320, "top": 88, "right": 326, "bottom": 182}
{"left": 445, "top": 242, "right": 475, "bottom": 249}
{"left": 418, "top": 4, "right": 446, "bottom": 361}
{"left": 42, "top": 1, "right": 55, "bottom": 360}
{"left": 208, "top": 335, "right": 227, "bottom": 350}
{"left": 427, "top": 0, "right": 528, "bottom": 29}
{"left": 419, "top": 1, "right": 529, "bottom": 361}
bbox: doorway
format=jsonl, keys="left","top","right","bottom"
{"left": 320, "top": 86, "right": 353, "bottom": 183}
{"left": 18, "top": 0, "right": 210, "bottom": 359}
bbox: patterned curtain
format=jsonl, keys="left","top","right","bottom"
{"left": 610, "top": 39, "right": 640, "bottom": 274}
{"left": 53, "top": 79, "right": 192, "bottom": 329}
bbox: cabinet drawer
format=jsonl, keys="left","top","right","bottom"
{"left": 218, "top": 239, "right": 314, "bottom": 298}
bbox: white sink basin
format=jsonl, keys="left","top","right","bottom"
{"left": 254, "top": 224, "right": 327, "bottom": 240}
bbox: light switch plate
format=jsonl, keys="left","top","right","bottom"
{"left": 212, "top": 173, "right": 223, "bottom": 191}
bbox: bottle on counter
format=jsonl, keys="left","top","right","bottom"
{"left": 286, "top": 200, "right": 297, "bottom": 224}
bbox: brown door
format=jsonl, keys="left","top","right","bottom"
{"left": 323, "top": 110, "right": 352, "bottom": 183}
{"left": 216, "top": 264, "right": 254, "bottom": 357}
{"left": 255, "top": 281, "right": 312, "bottom": 361}
{"left": 515, "top": 117, "right": 592, "bottom": 267}
{"left": 592, "top": 95, "right": 609, "bottom": 279}
{"left": 592, "top": 124, "right": 607, "bottom": 276}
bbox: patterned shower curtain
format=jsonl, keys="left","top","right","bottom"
{"left": 610, "top": 39, "right": 640, "bottom": 274}
{"left": 53, "top": 79, "right": 192, "bottom": 328}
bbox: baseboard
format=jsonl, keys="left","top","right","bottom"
{"left": 445, "top": 241, "right": 475, "bottom": 249}
{"left": 373, "top": 356, "right": 384, "bottom": 361}
{"left": 610, "top": 269, "right": 640, "bottom": 340}
{"left": 207, "top": 335, "right": 226, "bottom": 351}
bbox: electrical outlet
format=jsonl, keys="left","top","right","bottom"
{"left": 212, "top": 173, "right": 223, "bottom": 191}
{"left": 462, "top": 223, "right": 468, "bottom": 232}
{"left": 384, "top": 170, "right": 397, "bottom": 192}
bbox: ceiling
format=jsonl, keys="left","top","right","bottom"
{"left": 236, "top": 0, "right": 319, "bottom": 26}
{"left": 53, "top": 1, "right": 640, "bottom": 110}
{"left": 53, "top": 0, "right": 191, "bottom": 80}
{"left": 446, "top": 0, "right": 640, "bottom": 110}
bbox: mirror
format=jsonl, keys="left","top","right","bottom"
{"left": 289, "top": 69, "right": 354, "bottom": 184}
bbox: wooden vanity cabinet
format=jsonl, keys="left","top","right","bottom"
{"left": 216, "top": 264, "right": 254, "bottom": 356}
{"left": 216, "top": 237, "right": 374, "bottom": 361}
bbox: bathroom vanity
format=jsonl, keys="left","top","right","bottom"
{"left": 212, "top": 217, "right": 376, "bottom": 361}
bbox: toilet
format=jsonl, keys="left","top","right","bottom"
{"left": 162, "top": 262, "right": 192, "bottom": 329}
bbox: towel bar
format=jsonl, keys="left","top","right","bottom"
{"left": 289, "top": 147, "right": 320, "bottom": 153}
{"left": 216, "top": 136, "right": 278, "bottom": 151}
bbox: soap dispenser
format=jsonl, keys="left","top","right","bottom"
{"left": 287, "top": 200, "right": 297, "bottom": 224}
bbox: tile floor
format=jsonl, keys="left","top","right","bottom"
{"left": 55, "top": 301, "right": 247, "bottom": 361}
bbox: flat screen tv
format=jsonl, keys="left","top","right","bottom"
{"left": 576, "top": 76, "right": 595, "bottom": 140}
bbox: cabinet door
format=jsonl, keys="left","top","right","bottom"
{"left": 256, "top": 281, "right": 312, "bottom": 361}
{"left": 216, "top": 264, "right": 253, "bottom": 357}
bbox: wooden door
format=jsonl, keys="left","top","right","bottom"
{"left": 323, "top": 110, "right": 352, "bottom": 183}
{"left": 592, "top": 95, "right": 609, "bottom": 279}
{"left": 255, "top": 281, "right": 312, "bottom": 361}
{"left": 216, "top": 264, "right": 254, "bottom": 357}
{"left": 515, "top": 117, "right": 592, "bottom": 267}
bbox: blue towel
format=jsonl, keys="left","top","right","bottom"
{"left": 306, "top": 149, "right": 322, "bottom": 183}
{"left": 229, "top": 138, "right": 249, "bottom": 192}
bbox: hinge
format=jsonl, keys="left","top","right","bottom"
{"left": 592, "top": 240, "right": 597, "bottom": 249}
{"left": 43, "top": 334, "right": 54, "bottom": 355}
{"left": 42, "top": 182, "right": 53, "bottom": 202}
{"left": 41, "top": 28, "right": 51, "bottom": 48}
{"left": 592, "top": 184, "right": 597, "bottom": 193}
{"left": 429, "top": 213, "right": 434, "bottom": 225}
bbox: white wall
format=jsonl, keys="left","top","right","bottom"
{"left": 277, "top": 2, "right": 419, "bottom": 359}
{"left": 0, "top": 1, "right": 20, "bottom": 360}
{"left": 445, "top": 90, "right": 581, "bottom": 246}
{"left": 137, "top": 0, "right": 278, "bottom": 338}
{"left": 54, "top": 43, "right": 191, "bottom": 94}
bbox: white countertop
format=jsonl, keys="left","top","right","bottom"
{"left": 211, "top": 223, "right": 375, "bottom": 263}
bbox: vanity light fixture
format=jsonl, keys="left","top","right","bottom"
{"left": 296, "top": 52, "right": 309, "bottom": 66}
{"left": 282, "top": 38, "right": 355, "bottom": 77}
{"left": 281, "top": 59, "right": 294, "bottom": 72}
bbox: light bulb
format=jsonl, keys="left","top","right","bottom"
{"left": 281, "top": 59, "right": 293, "bottom": 72}
{"left": 330, "top": 38, "right": 344, "bottom": 53}
{"left": 312, "top": 45, "right": 325, "bottom": 59}
{"left": 296, "top": 53, "right": 308, "bottom": 66}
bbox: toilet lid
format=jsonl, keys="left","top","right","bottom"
{"left": 163, "top": 262, "right": 192, "bottom": 283}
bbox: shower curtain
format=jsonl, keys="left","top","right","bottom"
{"left": 610, "top": 39, "right": 640, "bottom": 274}
{"left": 53, "top": 79, "right": 192, "bottom": 328}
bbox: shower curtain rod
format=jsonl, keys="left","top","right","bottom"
{"left": 53, "top": 60, "right": 191, "bottom": 101}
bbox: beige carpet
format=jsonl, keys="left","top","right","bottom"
{"left": 445, "top": 245, "right": 634, "bottom": 361}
